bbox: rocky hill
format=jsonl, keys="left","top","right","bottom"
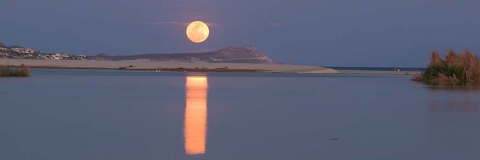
{"left": 89, "top": 46, "right": 276, "bottom": 64}
{"left": 0, "top": 43, "right": 276, "bottom": 64}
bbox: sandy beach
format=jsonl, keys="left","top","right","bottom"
{"left": 0, "top": 59, "right": 339, "bottom": 74}
{"left": 1, "top": 59, "right": 421, "bottom": 75}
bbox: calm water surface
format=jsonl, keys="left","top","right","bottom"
{"left": 1, "top": 69, "right": 479, "bottom": 160}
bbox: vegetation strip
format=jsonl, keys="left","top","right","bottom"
{"left": 0, "top": 65, "right": 30, "bottom": 77}
{"left": 413, "top": 50, "right": 480, "bottom": 84}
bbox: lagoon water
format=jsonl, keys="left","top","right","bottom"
{"left": 1, "top": 69, "right": 480, "bottom": 160}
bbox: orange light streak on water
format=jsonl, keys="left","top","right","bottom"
{"left": 184, "top": 76, "right": 208, "bottom": 155}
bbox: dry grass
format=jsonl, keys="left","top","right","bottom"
{"left": 413, "top": 50, "right": 480, "bottom": 84}
{"left": 0, "top": 65, "right": 30, "bottom": 77}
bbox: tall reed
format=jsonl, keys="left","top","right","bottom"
{"left": 413, "top": 50, "right": 480, "bottom": 84}
{"left": 0, "top": 65, "right": 30, "bottom": 77}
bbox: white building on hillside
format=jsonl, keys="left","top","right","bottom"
{"left": 9, "top": 45, "right": 39, "bottom": 54}
{"left": 51, "top": 53, "right": 71, "bottom": 60}
{"left": 52, "top": 53, "right": 62, "bottom": 60}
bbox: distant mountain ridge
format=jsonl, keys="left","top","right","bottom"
{"left": 0, "top": 44, "right": 25, "bottom": 49}
{"left": 0, "top": 43, "right": 7, "bottom": 48}
{"left": 1, "top": 42, "right": 277, "bottom": 64}
{"left": 89, "top": 46, "right": 276, "bottom": 64}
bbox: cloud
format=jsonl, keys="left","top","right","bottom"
{"left": 146, "top": 21, "right": 219, "bottom": 27}
{"left": 205, "top": 22, "right": 219, "bottom": 27}
{"left": 269, "top": 22, "right": 286, "bottom": 27}
{"left": 146, "top": 21, "right": 185, "bottom": 25}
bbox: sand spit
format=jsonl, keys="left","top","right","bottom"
{"left": 0, "top": 59, "right": 339, "bottom": 74}
{"left": 338, "top": 70, "right": 421, "bottom": 75}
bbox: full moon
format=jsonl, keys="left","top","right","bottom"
{"left": 186, "top": 21, "right": 209, "bottom": 43}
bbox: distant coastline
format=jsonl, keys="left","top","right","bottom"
{"left": 337, "top": 70, "right": 420, "bottom": 75}
{"left": 327, "top": 66, "right": 425, "bottom": 72}
{"left": 8, "top": 64, "right": 264, "bottom": 73}
{"left": 1, "top": 43, "right": 338, "bottom": 74}
{"left": 1, "top": 43, "right": 420, "bottom": 75}
{"left": 328, "top": 66, "right": 423, "bottom": 75}
{"left": 1, "top": 43, "right": 276, "bottom": 64}
{"left": 0, "top": 59, "right": 423, "bottom": 75}
{"left": 0, "top": 59, "right": 339, "bottom": 74}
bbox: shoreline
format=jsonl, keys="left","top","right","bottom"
{"left": 12, "top": 66, "right": 420, "bottom": 75}
{"left": 338, "top": 70, "right": 421, "bottom": 75}
{"left": 1, "top": 59, "right": 419, "bottom": 75}
{"left": 9, "top": 65, "right": 265, "bottom": 73}
{"left": 1, "top": 59, "right": 337, "bottom": 74}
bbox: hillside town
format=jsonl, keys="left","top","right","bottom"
{"left": 0, "top": 43, "right": 87, "bottom": 60}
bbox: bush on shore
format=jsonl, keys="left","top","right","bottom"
{"left": 413, "top": 50, "right": 480, "bottom": 84}
{"left": 0, "top": 65, "right": 30, "bottom": 77}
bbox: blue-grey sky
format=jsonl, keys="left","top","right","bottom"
{"left": 1, "top": 0, "right": 479, "bottom": 67}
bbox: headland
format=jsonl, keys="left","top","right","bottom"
{"left": 1, "top": 43, "right": 417, "bottom": 75}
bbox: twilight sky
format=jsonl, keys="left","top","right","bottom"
{"left": 1, "top": 0, "right": 479, "bottom": 67}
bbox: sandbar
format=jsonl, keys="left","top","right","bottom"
{"left": 0, "top": 59, "right": 339, "bottom": 74}
{"left": 1, "top": 59, "right": 421, "bottom": 75}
